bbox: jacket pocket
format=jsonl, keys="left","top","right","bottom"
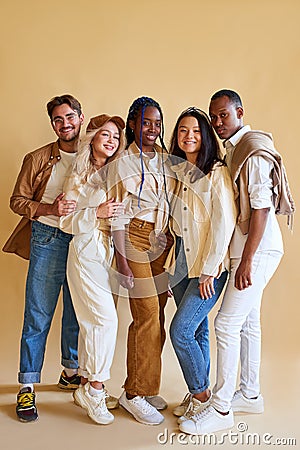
{"left": 192, "top": 191, "right": 211, "bottom": 222}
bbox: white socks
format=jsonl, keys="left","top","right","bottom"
{"left": 89, "top": 384, "right": 104, "bottom": 397}
{"left": 21, "top": 383, "right": 34, "bottom": 392}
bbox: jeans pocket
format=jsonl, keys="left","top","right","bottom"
{"left": 31, "top": 223, "right": 56, "bottom": 246}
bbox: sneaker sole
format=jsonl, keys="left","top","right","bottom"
{"left": 233, "top": 407, "right": 264, "bottom": 414}
{"left": 18, "top": 415, "right": 39, "bottom": 423}
{"left": 119, "top": 400, "right": 164, "bottom": 425}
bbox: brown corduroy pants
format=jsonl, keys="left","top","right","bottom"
{"left": 123, "top": 218, "right": 171, "bottom": 396}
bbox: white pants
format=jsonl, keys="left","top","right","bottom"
{"left": 67, "top": 230, "right": 118, "bottom": 382}
{"left": 212, "top": 251, "right": 282, "bottom": 412}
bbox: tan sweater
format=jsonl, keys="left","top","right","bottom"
{"left": 231, "top": 130, "right": 295, "bottom": 234}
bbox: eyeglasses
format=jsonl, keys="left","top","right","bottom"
{"left": 52, "top": 113, "right": 79, "bottom": 126}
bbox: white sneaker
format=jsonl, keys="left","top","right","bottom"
{"left": 231, "top": 390, "right": 264, "bottom": 414}
{"left": 119, "top": 391, "right": 164, "bottom": 425}
{"left": 179, "top": 405, "right": 234, "bottom": 435}
{"left": 73, "top": 383, "right": 114, "bottom": 425}
{"left": 73, "top": 384, "right": 119, "bottom": 410}
{"left": 173, "top": 393, "right": 192, "bottom": 417}
{"left": 178, "top": 396, "right": 211, "bottom": 424}
{"left": 145, "top": 395, "right": 168, "bottom": 410}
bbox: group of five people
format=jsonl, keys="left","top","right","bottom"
{"left": 3, "top": 89, "right": 294, "bottom": 434}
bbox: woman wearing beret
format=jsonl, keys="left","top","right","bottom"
{"left": 60, "top": 114, "right": 125, "bottom": 425}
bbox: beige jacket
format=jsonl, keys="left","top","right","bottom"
{"left": 2, "top": 141, "right": 61, "bottom": 259}
{"left": 165, "top": 162, "right": 237, "bottom": 278}
{"left": 108, "top": 142, "right": 175, "bottom": 234}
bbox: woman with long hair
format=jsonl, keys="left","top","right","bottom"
{"left": 60, "top": 114, "right": 125, "bottom": 425}
{"left": 166, "top": 107, "right": 237, "bottom": 423}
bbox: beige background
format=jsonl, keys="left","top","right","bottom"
{"left": 1, "top": 0, "right": 299, "bottom": 449}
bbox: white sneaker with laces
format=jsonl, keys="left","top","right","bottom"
{"left": 172, "top": 393, "right": 192, "bottom": 417}
{"left": 119, "top": 391, "right": 164, "bottom": 425}
{"left": 73, "top": 383, "right": 114, "bottom": 425}
{"left": 179, "top": 405, "right": 234, "bottom": 435}
{"left": 231, "top": 390, "right": 264, "bottom": 414}
{"left": 145, "top": 395, "right": 168, "bottom": 410}
{"left": 178, "top": 396, "right": 211, "bottom": 424}
{"left": 73, "top": 384, "right": 119, "bottom": 410}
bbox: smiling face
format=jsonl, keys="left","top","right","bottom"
{"left": 91, "top": 121, "right": 120, "bottom": 164}
{"left": 177, "top": 115, "right": 201, "bottom": 163}
{"left": 129, "top": 106, "right": 161, "bottom": 152}
{"left": 51, "top": 103, "right": 84, "bottom": 143}
{"left": 209, "top": 95, "right": 244, "bottom": 140}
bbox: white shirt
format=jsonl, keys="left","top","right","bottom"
{"left": 225, "top": 126, "right": 283, "bottom": 257}
{"left": 108, "top": 143, "right": 174, "bottom": 234}
{"left": 38, "top": 150, "right": 76, "bottom": 228}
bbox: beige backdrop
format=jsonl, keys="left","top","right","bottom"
{"left": 1, "top": 0, "right": 299, "bottom": 449}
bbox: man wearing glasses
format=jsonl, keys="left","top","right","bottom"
{"left": 3, "top": 94, "right": 84, "bottom": 422}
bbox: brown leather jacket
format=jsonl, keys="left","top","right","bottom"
{"left": 3, "top": 141, "right": 62, "bottom": 259}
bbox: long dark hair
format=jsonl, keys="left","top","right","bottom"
{"left": 169, "top": 107, "right": 224, "bottom": 177}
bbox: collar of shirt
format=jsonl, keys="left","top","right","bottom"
{"left": 170, "top": 160, "right": 197, "bottom": 176}
{"left": 225, "top": 125, "right": 251, "bottom": 148}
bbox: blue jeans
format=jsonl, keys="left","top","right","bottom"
{"left": 169, "top": 237, "right": 228, "bottom": 394}
{"left": 18, "top": 221, "right": 79, "bottom": 384}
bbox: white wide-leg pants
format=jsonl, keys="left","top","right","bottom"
{"left": 67, "top": 230, "right": 118, "bottom": 382}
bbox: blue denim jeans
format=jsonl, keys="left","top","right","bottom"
{"left": 169, "top": 237, "right": 228, "bottom": 394}
{"left": 18, "top": 221, "right": 79, "bottom": 384}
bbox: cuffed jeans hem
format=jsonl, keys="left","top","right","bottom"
{"left": 189, "top": 383, "right": 210, "bottom": 395}
{"left": 18, "top": 371, "right": 41, "bottom": 384}
{"left": 61, "top": 358, "right": 78, "bottom": 369}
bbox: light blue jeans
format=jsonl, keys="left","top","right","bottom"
{"left": 169, "top": 237, "right": 228, "bottom": 394}
{"left": 18, "top": 221, "right": 79, "bottom": 384}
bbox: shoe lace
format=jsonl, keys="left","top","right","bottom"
{"left": 133, "top": 396, "right": 157, "bottom": 414}
{"left": 180, "top": 393, "right": 192, "bottom": 407}
{"left": 184, "top": 399, "right": 202, "bottom": 418}
{"left": 18, "top": 392, "right": 35, "bottom": 408}
{"left": 93, "top": 391, "right": 108, "bottom": 411}
{"left": 192, "top": 405, "right": 212, "bottom": 422}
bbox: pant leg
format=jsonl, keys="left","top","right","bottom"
{"left": 19, "top": 221, "right": 76, "bottom": 384}
{"left": 239, "top": 251, "right": 282, "bottom": 398}
{"left": 212, "top": 251, "right": 282, "bottom": 412}
{"left": 123, "top": 219, "right": 168, "bottom": 396}
{"left": 169, "top": 236, "right": 190, "bottom": 308}
{"left": 170, "top": 271, "right": 228, "bottom": 394}
{"left": 67, "top": 231, "right": 118, "bottom": 382}
{"left": 150, "top": 234, "right": 172, "bottom": 351}
{"left": 61, "top": 279, "right": 79, "bottom": 369}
